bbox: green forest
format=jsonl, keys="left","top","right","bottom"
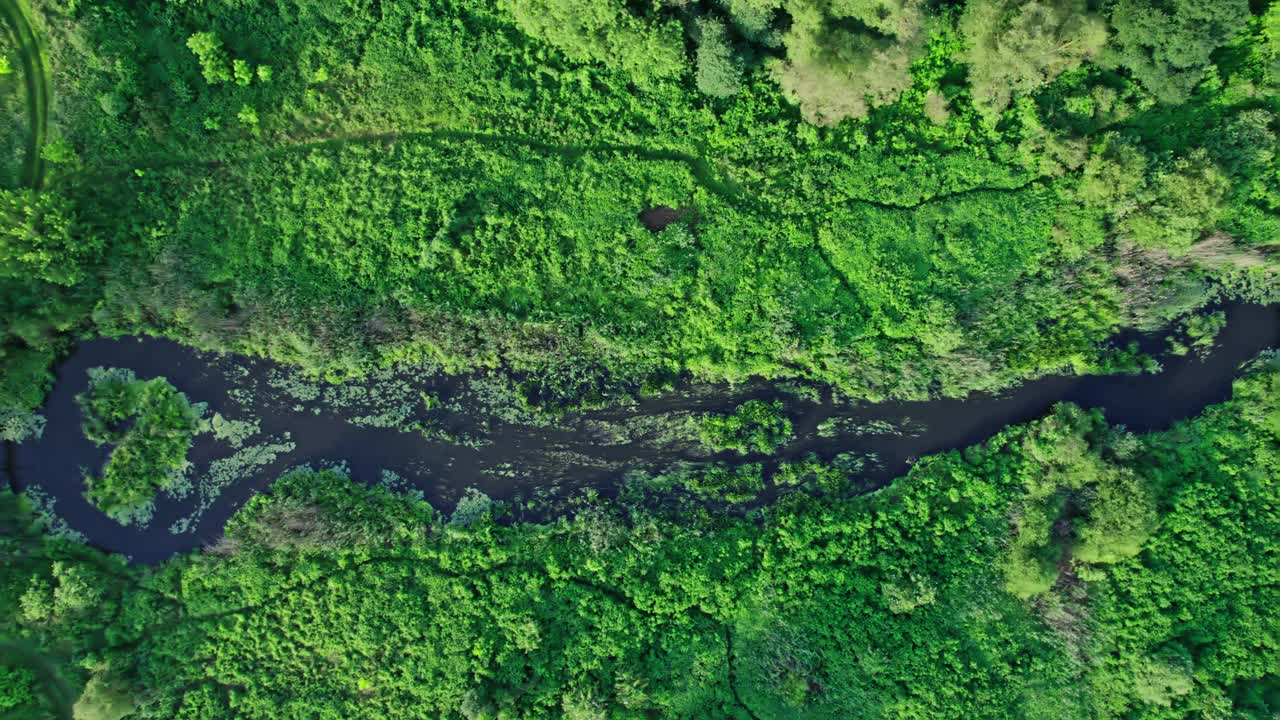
{"left": 1, "top": 0, "right": 1279, "bottom": 717}
{"left": 2, "top": 0, "right": 1278, "bottom": 420}
{"left": 3, "top": 353, "right": 1279, "bottom": 719}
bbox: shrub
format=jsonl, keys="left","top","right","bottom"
{"left": 77, "top": 368, "right": 203, "bottom": 526}
{"left": 0, "top": 665, "right": 36, "bottom": 714}
{"left": 681, "top": 462, "right": 765, "bottom": 502}
{"left": 450, "top": 487, "right": 494, "bottom": 527}
{"left": 697, "top": 399, "right": 793, "bottom": 455}
{"left": 0, "top": 189, "right": 100, "bottom": 286}
{"left": 186, "top": 32, "right": 231, "bottom": 85}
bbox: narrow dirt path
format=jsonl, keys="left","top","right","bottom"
{"left": 66, "top": 125, "right": 1057, "bottom": 215}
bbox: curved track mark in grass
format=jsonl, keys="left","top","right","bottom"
{"left": 67, "top": 128, "right": 752, "bottom": 206}
{"left": 725, "top": 626, "right": 766, "bottom": 720}
{"left": 0, "top": 0, "right": 50, "bottom": 188}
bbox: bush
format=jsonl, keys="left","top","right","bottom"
{"left": 0, "top": 408, "right": 44, "bottom": 442}
{"left": 681, "top": 462, "right": 765, "bottom": 502}
{"left": 0, "top": 189, "right": 100, "bottom": 286}
{"left": 0, "top": 665, "right": 36, "bottom": 714}
{"left": 186, "top": 32, "right": 231, "bottom": 85}
{"left": 72, "top": 673, "right": 135, "bottom": 720}
{"left": 697, "top": 399, "right": 793, "bottom": 455}
{"left": 77, "top": 368, "right": 203, "bottom": 526}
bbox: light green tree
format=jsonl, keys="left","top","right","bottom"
{"left": 498, "top": 0, "right": 685, "bottom": 82}
{"left": 775, "top": 0, "right": 929, "bottom": 125}
{"left": 960, "top": 0, "right": 1107, "bottom": 117}
{"left": 186, "top": 32, "right": 232, "bottom": 85}
{"left": 695, "top": 17, "right": 744, "bottom": 98}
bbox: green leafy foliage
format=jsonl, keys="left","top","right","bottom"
{"left": 697, "top": 399, "right": 793, "bottom": 454}
{"left": 0, "top": 665, "right": 37, "bottom": 714}
{"left": 1102, "top": 0, "right": 1250, "bottom": 103}
{"left": 0, "top": 188, "right": 98, "bottom": 286}
{"left": 1073, "top": 467, "right": 1157, "bottom": 565}
{"left": 0, "top": 407, "right": 43, "bottom": 442}
{"left": 683, "top": 462, "right": 766, "bottom": 502}
{"left": 2, "top": 3, "right": 1278, "bottom": 715}
{"left": 496, "top": 0, "right": 685, "bottom": 81}
{"left": 695, "top": 17, "right": 744, "bottom": 98}
{"left": 185, "top": 32, "right": 232, "bottom": 85}
{"left": 959, "top": 0, "right": 1106, "bottom": 118}
{"left": 0, "top": 489, "right": 129, "bottom": 720}
{"left": 0, "top": 0, "right": 1271, "bottom": 419}
{"left": 76, "top": 367, "right": 203, "bottom": 525}
{"left": 1116, "top": 150, "right": 1231, "bottom": 254}
{"left": 775, "top": 0, "right": 929, "bottom": 124}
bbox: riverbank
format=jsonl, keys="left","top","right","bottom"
{"left": 8, "top": 301, "right": 1277, "bottom": 563}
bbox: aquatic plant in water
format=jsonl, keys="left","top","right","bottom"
{"left": 77, "top": 368, "right": 204, "bottom": 526}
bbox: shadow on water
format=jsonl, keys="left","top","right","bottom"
{"left": 5, "top": 302, "right": 1278, "bottom": 563}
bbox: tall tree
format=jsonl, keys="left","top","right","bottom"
{"left": 721, "top": 0, "right": 784, "bottom": 44}
{"left": 695, "top": 17, "right": 745, "bottom": 98}
{"left": 959, "top": 0, "right": 1107, "bottom": 118}
{"left": 775, "top": 0, "right": 929, "bottom": 125}
{"left": 1102, "top": 0, "right": 1249, "bottom": 103}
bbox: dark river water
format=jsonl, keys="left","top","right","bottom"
{"left": 5, "top": 301, "right": 1278, "bottom": 563}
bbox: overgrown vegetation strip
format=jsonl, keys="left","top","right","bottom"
{"left": 0, "top": 0, "right": 48, "bottom": 188}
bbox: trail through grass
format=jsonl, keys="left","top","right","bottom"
{"left": 0, "top": 0, "right": 49, "bottom": 188}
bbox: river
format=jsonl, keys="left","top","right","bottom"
{"left": 4, "top": 301, "right": 1277, "bottom": 563}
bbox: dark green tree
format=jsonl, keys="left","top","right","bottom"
{"left": 695, "top": 17, "right": 744, "bottom": 98}
{"left": 1102, "top": 0, "right": 1249, "bottom": 103}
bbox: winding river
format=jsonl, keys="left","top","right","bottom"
{"left": 4, "top": 301, "right": 1278, "bottom": 563}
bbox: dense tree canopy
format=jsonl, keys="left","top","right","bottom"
{"left": 959, "top": 0, "right": 1107, "bottom": 117}
{"left": 1103, "top": 0, "right": 1251, "bottom": 103}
